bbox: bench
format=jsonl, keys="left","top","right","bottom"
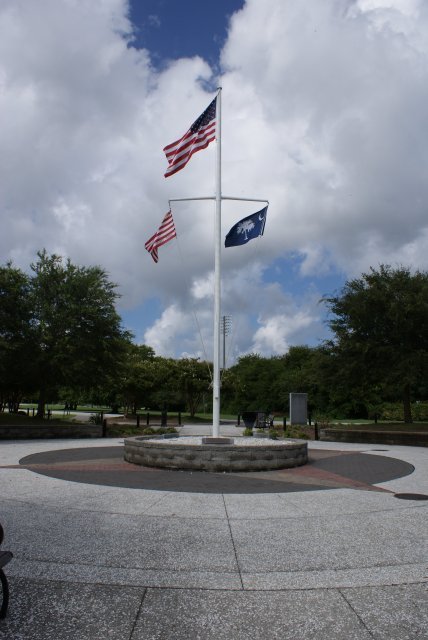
{"left": 255, "top": 412, "right": 274, "bottom": 429}
{"left": 0, "top": 524, "right": 13, "bottom": 619}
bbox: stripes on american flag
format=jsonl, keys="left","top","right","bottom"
{"left": 145, "top": 210, "right": 176, "bottom": 263}
{"left": 163, "top": 97, "right": 217, "bottom": 178}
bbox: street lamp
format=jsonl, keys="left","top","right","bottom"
{"left": 221, "top": 315, "right": 232, "bottom": 371}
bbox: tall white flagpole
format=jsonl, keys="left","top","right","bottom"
{"left": 212, "top": 87, "right": 222, "bottom": 438}
{"left": 167, "top": 89, "right": 267, "bottom": 439}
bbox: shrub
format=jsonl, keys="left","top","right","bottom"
{"left": 156, "top": 427, "right": 178, "bottom": 435}
{"left": 284, "top": 425, "right": 311, "bottom": 439}
{"left": 380, "top": 402, "right": 428, "bottom": 422}
{"left": 142, "top": 427, "right": 155, "bottom": 435}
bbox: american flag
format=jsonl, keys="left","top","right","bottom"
{"left": 145, "top": 210, "right": 176, "bottom": 263}
{"left": 163, "top": 97, "right": 217, "bottom": 177}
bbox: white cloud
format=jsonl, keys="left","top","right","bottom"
{"left": 143, "top": 304, "right": 190, "bottom": 356}
{"left": 219, "top": 0, "right": 428, "bottom": 279}
{"left": 356, "top": 0, "right": 420, "bottom": 18}
{"left": 1, "top": 0, "right": 428, "bottom": 359}
{"left": 251, "top": 311, "right": 317, "bottom": 356}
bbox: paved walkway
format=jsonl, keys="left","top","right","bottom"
{"left": 0, "top": 427, "right": 427, "bottom": 639}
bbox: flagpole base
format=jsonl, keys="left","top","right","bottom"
{"left": 202, "top": 437, "right": 233, "bottom": 445}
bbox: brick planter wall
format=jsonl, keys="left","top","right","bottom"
{"left": 124, "top": 437, "right": 308, "bottom": 472}
{"left": 320, "top": 428, "right": 428, "bottom": 447}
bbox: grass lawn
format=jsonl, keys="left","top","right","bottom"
{"left": 19, "top": 403, "right": 111, "bottom": 413}
{"left": 0, "top": 412, "right": 86, "bottom": 426}
{"left": 17, "top": 406, "right": 238, "bottom": 422}
{"left": 2, "top": 411, "right": 427, "bottom": 436}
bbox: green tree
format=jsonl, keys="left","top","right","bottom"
{"left": 224, "top": 354, "right": 283, "bottom": 413}
{"left": 120, "top": 344, "right": 156, "bottom": 414}
{"left": 0, "top": 263, "right": 37, "bottom": 411}
{"left": 324, "top": 265, "right": 428, "bottom": 423}
{"left": 175, "top": 358, "right": 211, "bottom": 417}
{"left": 148, "top": 357, "right": 183, "bottom": 411}
{"left": 30, "top": 250, "right": 131, "bottom": 417}
{"left": 272, "top": 346, "right": 331, "bottom": 417}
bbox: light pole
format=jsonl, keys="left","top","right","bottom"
{"left": 221, "top": 315, "right": 232, "bottom": 371}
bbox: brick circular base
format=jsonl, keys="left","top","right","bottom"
{"left": 124, "top": 436, "right": 308, "bottom": 472}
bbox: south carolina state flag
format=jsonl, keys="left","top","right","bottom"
{"left": 225, "top": 206, "right": 268, "bottom": 247}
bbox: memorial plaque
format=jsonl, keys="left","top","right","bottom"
{"left": 289, "top": 393, "right": 308, "bottom": 425}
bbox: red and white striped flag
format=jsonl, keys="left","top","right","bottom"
{"left": 145, "top": 210, "right": 176, "bottom": 263}
{"left": 163, "top": 97, "right": 217, "bottom": 178}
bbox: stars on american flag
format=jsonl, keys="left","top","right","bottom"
{"left": 163, "top": 97, "right": 217, "bottom": 178}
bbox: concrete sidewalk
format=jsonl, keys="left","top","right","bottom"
{"left": 0, "top": 434, "right": 427, "bottom": 639}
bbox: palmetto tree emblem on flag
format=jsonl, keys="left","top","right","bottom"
{"left": 237, "top": 219, "right": 256, "bottom": 241}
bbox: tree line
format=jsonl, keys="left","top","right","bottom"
{"left": 1, "top": 254, "right": 427, "bottom": 423}
{"left": 0, "top": 251, "right": 212, "bottom": 418}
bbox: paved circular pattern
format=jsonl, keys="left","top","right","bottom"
{"left": 19, "top": 446, "right": 415, "bottom": 493}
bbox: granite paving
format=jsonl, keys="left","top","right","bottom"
{"left": 0, "top": 432, "right": 426, "bottom": 639}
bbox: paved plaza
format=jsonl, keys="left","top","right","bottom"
{"left": 0, "top": 425, "right": 427, "bottom": 639}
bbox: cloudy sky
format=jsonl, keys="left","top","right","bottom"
{"left": 1, "top": 0, "right": 428, "bottom": 363}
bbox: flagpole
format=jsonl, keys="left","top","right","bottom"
{"left": 164, "top": 90, "right": 268, "bottom": 439}
{"left": 213, "top": 87, "right": 222, "bottom": 438}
